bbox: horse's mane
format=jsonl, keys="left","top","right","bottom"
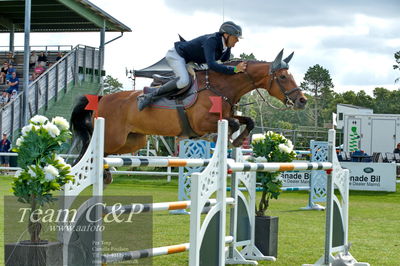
{"left": 222, "top": 59, "right": 268, "bottom": 66}
{"left": 194, "top": 60, "right": 269, "bottom": 74}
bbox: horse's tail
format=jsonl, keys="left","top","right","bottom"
{"left": 70, "top": 95, "right": 101, "bottom": 163}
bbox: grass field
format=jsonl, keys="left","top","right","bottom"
{"left": 1, "top": 173, "right": 399, "bottom": 266}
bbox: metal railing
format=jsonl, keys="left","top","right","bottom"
{"left": 0, "top": 45, "right": 74, "bottom": 54}
{"left": 0, "top": 44, "right": 101, "bottom": 141}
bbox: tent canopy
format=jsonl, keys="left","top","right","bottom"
{"left": 133, "top": 57, "right": 174, "bottom": 79}
{"left": 0, "top": 0, "right": 131, "bottom": 33}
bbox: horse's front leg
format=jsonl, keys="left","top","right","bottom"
{"left": 231, "top": 115, "right": 255, "bottom": 147}
{"left": 226, "top": 117, "right": 240, "bottom": 144}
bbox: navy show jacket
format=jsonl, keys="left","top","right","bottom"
{"left": 174, "top": 32, "right": 235, "bottom": 75}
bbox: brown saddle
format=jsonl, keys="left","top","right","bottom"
{"left": 145, "top": 74, "right": 194, "bottom": 100}
{"left": 142, "top": 75, "right": 200, "bottom": 138}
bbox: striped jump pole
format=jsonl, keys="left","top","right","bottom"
{"left": 109, "top": 170, "right": 180, "bottom": 177}
{"left": 228, "top": 161, "right": 332, "bottom": 172}
{"left": 240, "top": 148, "right": 311, "bottom": 155}
{"left": 103, "top": 198, "right": 235, "bottom": 214}
{"left": 102, "top": 236, "right": 234, "bottom": 264}
{"left": 226, "top": 187, "right": 310, "bottom": 192}
{"left": 104, "top": 157, "right": 210, "bottom": 168}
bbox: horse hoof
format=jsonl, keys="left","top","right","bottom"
{"left": 228, "top": 140, "right": 235, "bottom": 149}
{"left": 103, "top": 169, "right": 113, "bottom": 185}
{"left": 232, "top": 138, "right": 243, "bottom": 147}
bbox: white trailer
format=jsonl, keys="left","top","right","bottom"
{"left": 336, "top": 104, "right": 373, "bottom": 129}
{"left": 342, "top": 113, "right": 400, "bottom": 154}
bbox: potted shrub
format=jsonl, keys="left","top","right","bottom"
{"left": 5, "top": 115, "right": 74, "bottom": 266}
{"left": 251, "top": 131, "right": 296, "bottom": 257}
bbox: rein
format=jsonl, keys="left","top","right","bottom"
{"left": 202, "top": 67, "right": 261, "bottom": 108}
{"left": 202, "top": 70, "right": 235, "bottom": 107}
{"left": 259, "top": 71, "right": 301, "bottom": 110}
{"left": 201, "top": 63, "right": 301, "bottom": 111}
{"left": 241, "top": 67, "right": 299, "bottom": 111}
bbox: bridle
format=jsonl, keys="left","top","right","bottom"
{"left": 266, "top": 70, "right": 302, "bottom": 108}
{"left": 201, "top": 63, "right": 302, "bottom": 110}
{"left": 242, "top": 66, "right": 302, "bottom": 110}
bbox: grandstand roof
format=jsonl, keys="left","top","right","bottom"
{"left": 0, "top": 0, "right": 131, "bottom": 33}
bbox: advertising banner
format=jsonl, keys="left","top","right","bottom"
{"left": 281, "top": 171, "right": 311, "bottom": 187}
{"left": 341, "top": 162, "right": 397, "bottom": 192}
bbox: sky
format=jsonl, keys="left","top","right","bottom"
{"left": 2, "top": 0, "right": 400, "bottom": 94}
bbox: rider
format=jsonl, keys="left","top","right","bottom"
{"left": 137, "top": 21, "right": 247, "bottom": 111}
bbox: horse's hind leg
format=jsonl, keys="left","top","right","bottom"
{"left": 113, "top": 133, "right": 147, "bottom": 155}
{"left": 103, "top": 133, "right": 147, "bottom": 185}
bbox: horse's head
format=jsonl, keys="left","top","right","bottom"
{"left": 262, "top": 49, "right": 307, "bottom": 109}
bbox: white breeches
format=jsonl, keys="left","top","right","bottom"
{"left": 165, "top": 47, "right": 190, "bottom": 89}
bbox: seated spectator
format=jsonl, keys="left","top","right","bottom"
{"left": 0, "top": 91, "right": 9, "bottom": 106}
{"left": 29, "top": 51, "right": 38, "bottom": 68}
{"left": 6, "top": 72, "right": 19, "bottom": 94}
{"left": 9, "top": 90, "right": 17, "bottom": 101}
{"left": 37, "top": 51, "right": 48, "bottom": 67}
{"left": 6, "top": 52, "right": 16, "bottom": 65}
{"left": 56, "top": 52, "right": 64, "bottom": 61}
{"left": 0, "top": 62, "right": 8, "bottom": 84}
{"left": 34, "top": 65, "right": 45, "bottom": 75}
{"left": 29, "top": 72, "right": 38, "bottom": 83}
{"left": 5, "top": 63, "right": 16, "bottom": 82}
{"left": 393, "top": 143, "right": 400, "bottom": 153}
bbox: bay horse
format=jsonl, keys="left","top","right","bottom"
{"left": 71, "top": 49, "right": 307, "bottom": 158}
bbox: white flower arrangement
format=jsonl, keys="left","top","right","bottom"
{"left": 278, "top": 143, "right": 293, "bottom": 154}
{"left": 30, "top": 115, "right": 49, "bottom": 125}
{"left": 16, "top": 136, "right": 23, "bottom": 146}
{"left": 43, "top": 122, "right": 61, "bottom": 138}
{"left": 12, "top": 114, "right": 74, "bottom": 206}
{"left": 44, "top": 165, "right": 59, "bottom": 181}
{"left": 287, "top": 139, "right": 294, "bottom": 150}
{"left": 255, "top": 156, "right": 268, "bottom": 162}
{"left": 12, "top": 115, "right": 75, "bottom": 243}
{"left": 21, "top": 124, "right": 38, "bottom": 136}
{"left": 251, "top": 133, "right": 265, "bottom": 143}
{"left": 15, "top": 116, "right": 69, "bottom": 150}
{"left": 52, "top": 116, "right": 70, "bottom": 130}
{"left": 251, "top": 130, "right": 297, "bottom": 216}
{"left": 27, "top": 165, "right": 37, "bottom": 178}
{"left": 55, "top": 155, "right": 66, "bottom": 165}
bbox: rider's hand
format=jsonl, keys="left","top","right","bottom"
{"left": 235, "top": 62, "right": 247, "bottom": 73}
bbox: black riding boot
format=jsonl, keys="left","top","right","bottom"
{"left": 137, "top": 79, "right": 178, "bottom": 111}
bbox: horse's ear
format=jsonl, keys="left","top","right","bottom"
{"left": 271, "top": 49, "right": 284, "bottom": 71}
{"left": 178, "top": 34, "right": 186, "bottom": 42}
{"left": 283, "top": 51, "right": 294, "bottom": 64}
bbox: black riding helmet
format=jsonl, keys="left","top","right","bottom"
{"left": 219, "top": 21, "right": 243, "bottom": 38}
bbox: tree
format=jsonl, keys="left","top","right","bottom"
{"left": 239, "top": 52, "right": 256, "bottom": 60}
{"left": 393, "top": 51, "right": 400, "bottom": 83}
{"left": 103, "top": 75, "right": 123, "bottom": 94}
{"left": 373, "top": 87, "right": 400, "bottom": 114}
{"left": 300, "top": 64, "right": 334, "bottom": 127}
